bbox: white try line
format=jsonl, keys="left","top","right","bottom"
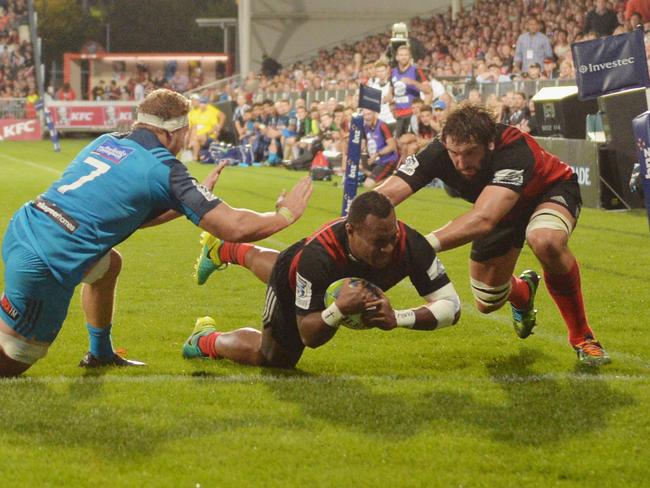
{"left": 1, "top": 371, "right": 648, "bottom": 386}
{"left": 0, "top": 152, "right": 62, "bottom": 175}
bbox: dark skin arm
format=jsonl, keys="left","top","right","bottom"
{"left": 296, "top": 279, "right": 376, "bottom": 348}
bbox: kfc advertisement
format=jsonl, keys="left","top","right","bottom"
{"left": 48, "top": 101, "right": 138, "bottom": 132}
{"left": 0, "top": 119, "right": 43, "bottom": 141}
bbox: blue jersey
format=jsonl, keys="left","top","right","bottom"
{"left": 8, "top": 128, "right": 221, "bottom": 286}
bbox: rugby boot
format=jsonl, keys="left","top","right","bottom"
{"left": 512, "top": 270, "right": 540, "bottom": 339}
{"left": 574, "top": 337, "right": 611, "bottom": 366}
{"left": 182, "top": 316, "right": 219, "bottom": 359}
{"left": 79, "top": 352, "right": 146, "bottom": 368}
{"left": 194, "top": 231, "right": 227, "bottom": 285}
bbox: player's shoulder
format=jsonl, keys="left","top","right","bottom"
{"left": 493, "top": 124, "right": 534, "bottom": 161}
{"left": 123, "top": 128, "right": 175, "bottom": 164}
{"left": 302, "top": 219, "right": 347, "bottom": 261}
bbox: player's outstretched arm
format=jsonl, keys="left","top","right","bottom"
{"left": 199, "top": 177, "right": 312, "bottom": 242}
{"left": 374, "top": 175, "right": 414, "bottom": 205}
{"left": 427, "top": 185, "right": 519, "bottom": 252}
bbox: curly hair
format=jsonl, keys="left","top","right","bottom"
{"left": 136, "top": 89, "right": 190, "bottom": 120}
{"left": 441, "top": 101, "right": 497, "bottom": 147}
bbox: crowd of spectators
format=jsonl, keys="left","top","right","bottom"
{"left": 180, "top": 0, "right": 650, "bottom": 181}
{"left": 226, "top": 0, "right": 646, "bottom": 99}
{"left": 0, "top": 0, "right": 36, "bottom": 99}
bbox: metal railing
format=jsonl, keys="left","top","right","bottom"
{"left": 0, "top": 98, "right": 33, "bottom": 119}
{"left": 251, "top": 78, "right": 578, "bottom": 105}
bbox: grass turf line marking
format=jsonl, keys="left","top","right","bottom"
{"left": 1, "top": 372, "right": 648, "bottom": 386}
{"left": 0, "top": 153, "right": 62, "bottom": 175}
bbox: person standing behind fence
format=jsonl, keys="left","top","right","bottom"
{"left": 367, "top": 59, "right": 396, "bottom": 133}
{"left": 514, "top": 17, "right": 553, "bottom": 74}
{"left": 390, "top": 45, "right": 431, "bottom": 138}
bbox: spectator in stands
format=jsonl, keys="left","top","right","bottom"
{"left": 558, "top": 59, "right": 575, "bottom": 80}
{"left": 625, "top": 0, "right": 650, "bottom": 23}
{"left": 466, "top": 89, "right": 482, "bottom": 105}
{"left": 507, "top": 92, "right": 531, "bottom": 130}
{"left": 627, "top": 11, "right": 644, "bottom": 30}
{"left": 526, "top": 62, "right": 543, "bottom": 80}
{"left": 398, "top": 104, "right": 437, "bottom": 161}
{"left": 542, "top": 57, "right": 559, "bottom": 79}
{"left": 584, "top": 0, "right": 619, "bottom": 37}
{"left": 362, "top": 108, "right": 398, "bottom": 188}
{"left": 56, "top": 82, "right": 76, "bottom": 101}
{"left": 514, "top": 17, "right": 553, "bottom": 73}
{"left": 553, "top": 29, "right": 571, "bottom": 61}
{"left": 107, "top": 80, "right": 121, "bottom": 101}
{"left": 390, "top": 44, "right": 431, "bottom": 137}
{"left": 91, "top": 80, "right": 106, "bottom": 101}
{"left": 477, "top": 63, "right": 512, "bottom": 83}
{"left": 432, "top": 99, "right": 448, "bottom": 133}
{"left": 367, "top": 59, "right": 396, "bottom": 132}
{"left": 187, "top": 95, "right": 224, "bottom": 162}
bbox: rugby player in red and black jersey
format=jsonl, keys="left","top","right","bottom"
{"left": 376, "top": 102, "right": 610, "bottom": 365}
{"left": 182, "top": 191, "right": 460, "bottom": 368}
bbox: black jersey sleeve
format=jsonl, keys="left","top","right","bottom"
{"left": 294, "top": 244, "right": 338, "bottom": 316}
{"left": 165, "top": 160, "right": 222, "bottom": 225}
{"left": 394, "top": 140, "right": 447, "bottom": 192}
{"left": 487, "top": 139, "right": 535, "bottom": 193}
{"left": 405, "top": 228, "right": 451, "bottom": 296}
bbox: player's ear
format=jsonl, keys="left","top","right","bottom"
{"left": 487, "top": 141, "right": 495, "bottom": 152}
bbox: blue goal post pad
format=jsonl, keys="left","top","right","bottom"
{"left": 358, "top": 84, "right": 382, "bottom": 112}
{"left": 572, "top": 28, "right": 650, "bottom": 101}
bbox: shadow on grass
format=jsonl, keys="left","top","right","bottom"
{"left": 264, "top": 348, "right": 635, "bottom": 446}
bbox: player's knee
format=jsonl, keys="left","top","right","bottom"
{"left": 527, "top": 230, "right": 565, "bottom": 262}
{"left": 470, "top": 278, "right": 511, "bottom": 314}
{"left": 108, "top": 249, "right": 123, "bottom": 276}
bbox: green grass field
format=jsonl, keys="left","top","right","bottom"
{"left": 1, "top": 139, "right": 649, "bottom": 487}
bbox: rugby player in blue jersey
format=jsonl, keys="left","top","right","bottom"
{"left": 0, "top": 89, "right": 312, "bottom": 377}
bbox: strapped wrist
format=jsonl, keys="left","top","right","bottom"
{"left": 321, "top": 303, "right": 344, "bottom": 328}
{"left": 394, "top": 309, "right": 416, "bottom": 328}
{"left": 277, "top": 206, "right": 295, "bottom": 224}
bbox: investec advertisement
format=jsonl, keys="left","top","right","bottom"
{"left": 572, "top": 28, "right": 650, "bottom": 100}
{"left": 48, "top": 101, "right": 138, "bottom": 132}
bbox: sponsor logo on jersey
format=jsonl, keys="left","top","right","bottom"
{"left": 426, "top": 257, "right": 446, "bottom": 281}
{"left": 295, "top": 272, "right": 312, "bottom": 310}
{"left": 492, "top": 169, "right": 524, "bottom": 186}
{"left": 195, "top": 183, "right": 218, "bottom": 202}
{"left": 1, "top": 293, "right": 20, "bottom": 321}
{"left": 92, "top": 140, "right": 134, "bottom": 164}
{"left": 398, "top": 155, "right": 420, "bottom": 176}
{"left": 32, "top": 198, "right": 79, "bottom": 233}
{"left": 550, "top": 195, "right": 568, "bottom": 206}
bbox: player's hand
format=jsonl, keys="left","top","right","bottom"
{"left": 276, "top": 177, "right": 313, "bottom": 222}
{"left": 361, "top": 290, "right": 397, "bottom": 330}
{"left": 335, "top": 278, "right": 377, "bottom": 316}
{"left": 202, "top": 160, "right": 228, "bottom": 193}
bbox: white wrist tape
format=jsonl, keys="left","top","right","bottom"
{"left": 394, "top": 309, "right": 416, "bottom": 328}
{"left": 425, "top": 232, "right": 442, "bottom": 252}
{"left": 321, "top": 303, "right": 344, "bottom": 328}
{"left": 277, "top": 206, "right": 295, "bottom": 224}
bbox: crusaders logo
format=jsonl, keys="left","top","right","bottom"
{"left": 1, "top": 293, "right": 20, "bottom": 320}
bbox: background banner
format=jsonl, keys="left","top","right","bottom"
{"left": 571, "top": 28, "right": 650, "bottom": 100}
{"left": 341, "top": 114, "right": 363, "bottom": 216}
{"left": 0, "top": 119, "right": 42, "bottom": 141}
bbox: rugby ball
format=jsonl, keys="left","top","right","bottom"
{"left": 324, "top": 277, "right": 381, "bottom": 330}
